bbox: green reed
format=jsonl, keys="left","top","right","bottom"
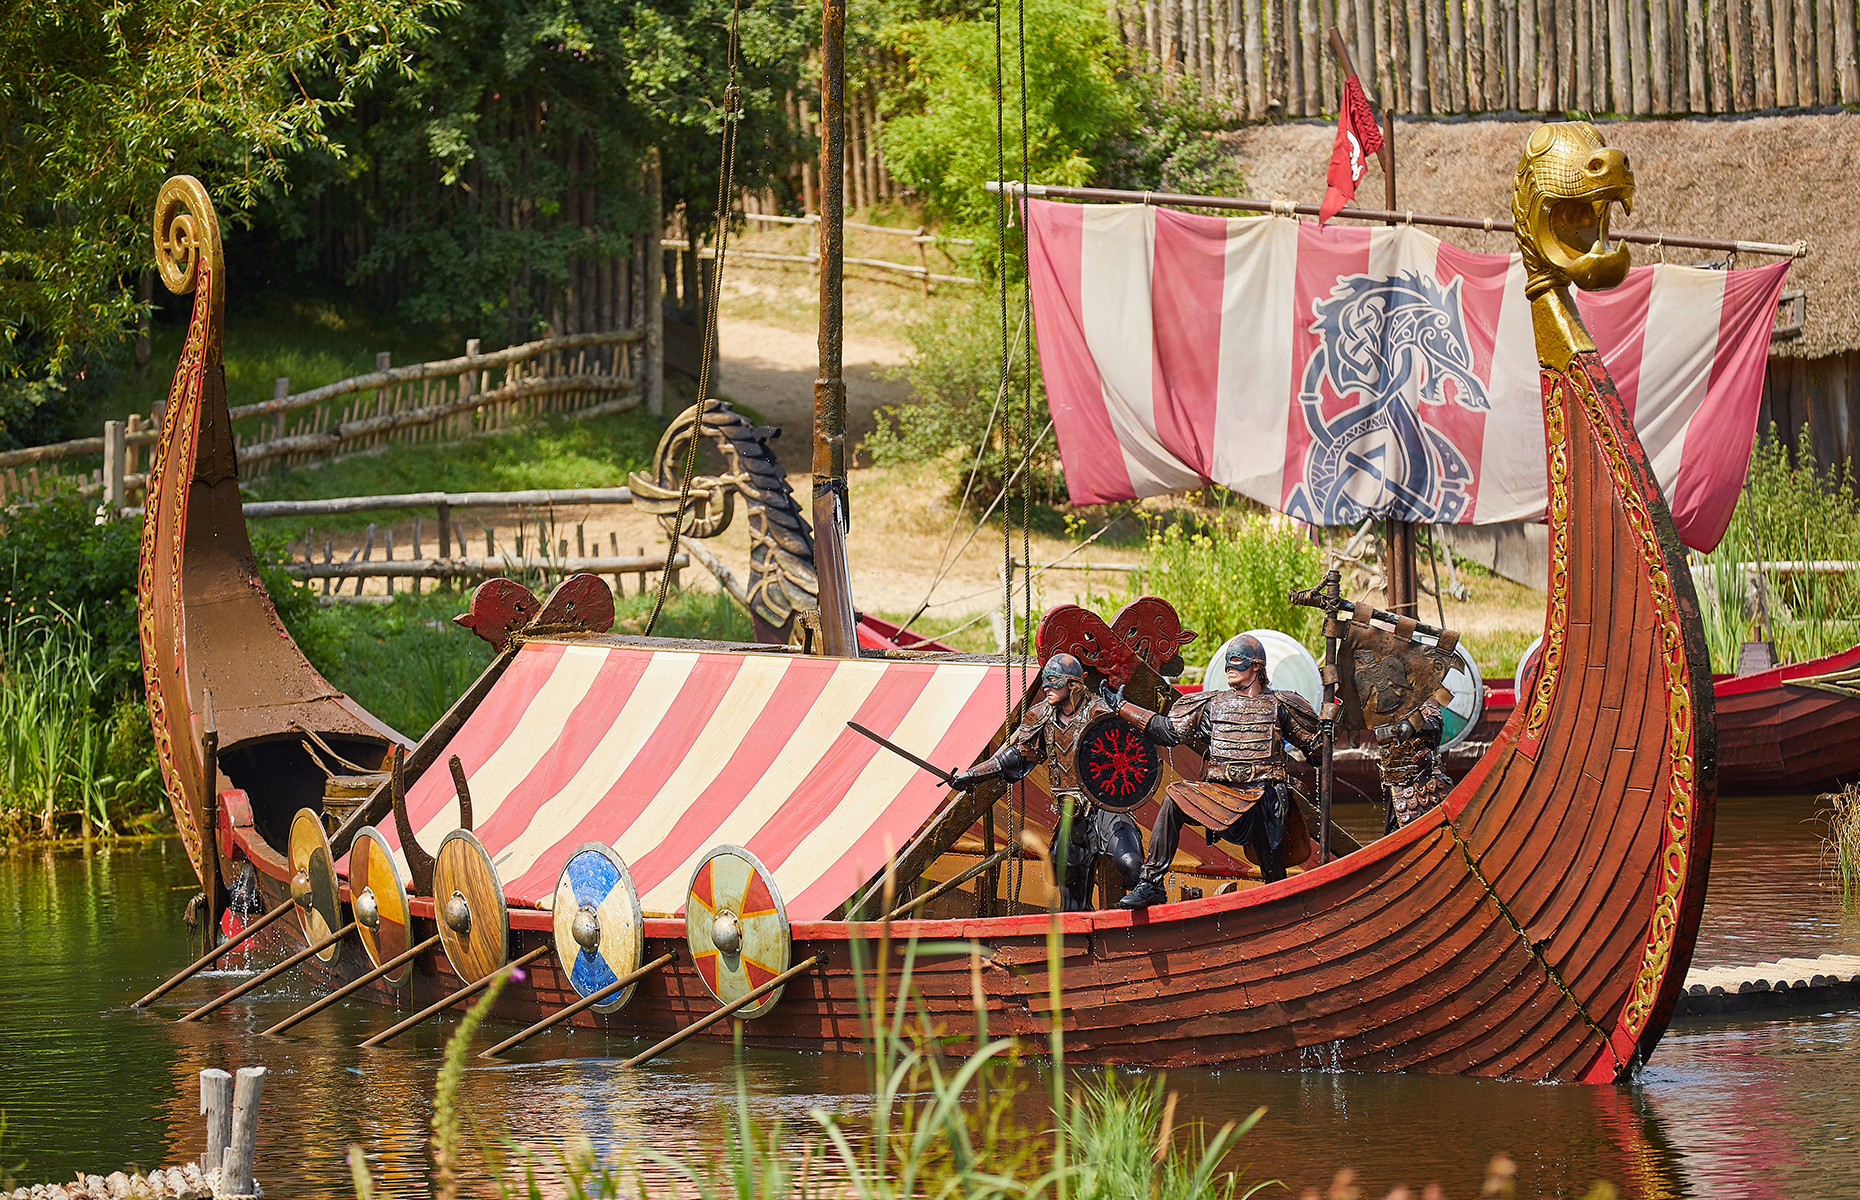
{"left": 356, "top": 835, "right": 1270, "bottom": 1200}
{"left": 1698, "top": 427, "right": 1860, "bottom": 672}
{"left": 1820, "top": 784, "right": 1860, "bottom": 898}
{"left": 0, "top": 601, "right": 154, "bottom": 840}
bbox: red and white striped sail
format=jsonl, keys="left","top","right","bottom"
{"left": 1026, "top": 200, "right": 1790, "bottom": 550}
{"left": 373, "top": 642, "right": 1010, "bottom": 920}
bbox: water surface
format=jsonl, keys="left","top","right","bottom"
{"left": 3, "top": 793, "right": 1855, "bottom": 1198}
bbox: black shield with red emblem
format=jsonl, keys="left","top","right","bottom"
{"left": 1077, "top": 713, "right": 1163, "bottom": 813}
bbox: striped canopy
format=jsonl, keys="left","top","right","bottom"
{"left": 368, "top": 641, "right": 1011, "bottom": 920}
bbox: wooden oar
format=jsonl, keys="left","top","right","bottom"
{"left": 621, "top": 955, "right": 821, "bottom": 1068}
{"left": 178, "top": 921, "right": 359, "bottom": 1022}
{"left": 358, "top": 944, "right": 551, "bottom": 1048}
{"left": 260, "top": 934, "right": 443, "bottom": 1037}
{"left": 478, "top": 953, "right": 676, "bottom": 1059}
{"left": 134, "top": 899, "right": 296, "bottom": 1007}
{"left": 883, "top": 849, "right": 1010, "bottom": 921}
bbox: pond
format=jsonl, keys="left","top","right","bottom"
{"left": 2, "top": 793, "right": 1856, "bottom": 1198}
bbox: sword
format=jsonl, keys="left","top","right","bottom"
{"left": 846, "top": 721, "right": 960, "bottom": 787}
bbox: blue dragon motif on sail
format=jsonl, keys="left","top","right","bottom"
{"left": 1283, "top": 270, "right": 1490, "bottom": 526}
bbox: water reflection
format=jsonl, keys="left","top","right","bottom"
{"left": 2, "top": 794, "right": 1856, "bottom": 1198}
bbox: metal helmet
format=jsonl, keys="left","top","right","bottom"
{"left": 1041, "top": 653, "right": 1085, "bottom": 689}
{"left": 1224, "top": 635, "right": 1267, "bottom": 673}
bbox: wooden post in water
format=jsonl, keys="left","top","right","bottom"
{"left": 220, "top": 1066, "right": 267, "bottom": 1198}
{"left": 199, "top": 1070, "right": 232, "bottom": 1172}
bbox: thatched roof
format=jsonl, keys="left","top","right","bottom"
{"left": 1216, "top": 113, "right": 1859, "bottom": 360}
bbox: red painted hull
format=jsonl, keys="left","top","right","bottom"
{"left": 143, "top": 179, "right": 1713, "bottom": 1081}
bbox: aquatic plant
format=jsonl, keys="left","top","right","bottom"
{"left": 0, "top": 600, "right": 156, "bottom": 840}
{"left": 1819, "top": 783, "right": 1860, "bottom": 898}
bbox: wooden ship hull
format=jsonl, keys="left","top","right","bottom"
{"left": 141, "top": 122, "right": 1715, "bottom": 1081}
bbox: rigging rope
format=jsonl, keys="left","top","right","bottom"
{"left": 1010, "top": 0, "right": 1032, "bottom": 915}
{"left": 891, "top": 305, "right": 1029, "bottom": 644}
{"left": 646, "top": 0, "right": 744, "bottom": 637}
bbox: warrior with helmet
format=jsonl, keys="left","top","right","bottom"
{"left": 1104, "top": 634, "right": 1322, "bottom": 908}
{"left": 946, "top": 653, "right": 1145, "bottom": 911}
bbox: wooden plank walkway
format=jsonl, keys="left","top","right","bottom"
{"left": 1673, "top": 954, "right": 1860, "bottom": 1018}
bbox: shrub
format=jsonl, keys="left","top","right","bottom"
{"left": 1083, "top": 507, "right": 1327, "bottom": 655}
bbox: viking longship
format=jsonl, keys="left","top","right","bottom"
{"left": 139, "top": 110, "right": 1731, "bottom": 1081}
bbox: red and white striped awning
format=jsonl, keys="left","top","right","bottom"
{"left": 370, "top": 641, "right": 1010, "bottom": 920}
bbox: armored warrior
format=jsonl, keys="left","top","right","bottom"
{"left": 1105, "top": 635, "right": 1321, "bottom": 908}
{"left": 1374, "top": 699, "right": 1450, "bottom": 833}
{"left": 947, "top": 653, "right": 1145, "bottom": 911}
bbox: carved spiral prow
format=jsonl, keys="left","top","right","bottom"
{"left": 628, "top": 399, "right": 818, "bottom": 642}
{"left": 152, "top": 176, "right": 225, "bottom": 364}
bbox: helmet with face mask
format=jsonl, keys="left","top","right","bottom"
{"left": 1225, "top": 635, "right": 1267, "bottom": 677}
{"left": 1041, "top": 653, "right": 1085, "bottom": 690}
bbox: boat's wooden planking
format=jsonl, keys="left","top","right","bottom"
{"left": 138, "top": 178, "right": 403, "bottom": 887}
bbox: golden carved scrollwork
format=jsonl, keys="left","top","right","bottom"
{"left": 139, "top": 176, "right": 226, "bottom": 882}
{"left": 152, "top": 176, "right": 225, "bottom": 364}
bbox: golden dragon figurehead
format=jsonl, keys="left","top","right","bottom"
{"left": 1512, "top": 122, "right": 1635, "bottom": 301}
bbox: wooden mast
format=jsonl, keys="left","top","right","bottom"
{"left": 811, "top": 0, "right": 859, "bottom": 656}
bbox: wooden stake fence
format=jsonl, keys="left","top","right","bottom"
{"left": 1110, "top": 0, "right": 1860, "bottom": 118}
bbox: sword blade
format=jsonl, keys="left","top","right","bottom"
{"left": 846, "top": 721, "right": 957, "bottom": 785}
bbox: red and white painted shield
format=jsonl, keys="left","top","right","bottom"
{"left": 685, "top": 845, "right": 791, "bottom": 1018}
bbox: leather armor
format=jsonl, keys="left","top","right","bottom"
{"left": 1147, "top": 688, "right": 1322, "bottom": 786}
{"left": 1376, "top": 699, "right": 1449, "bottom": 828}
{"left": 969, "top": 689, "right": 1117, "bottom": 802}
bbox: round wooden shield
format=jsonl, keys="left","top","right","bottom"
{"left": 289, "top": 808, "right": 344, "bottom": 962}
{"left": 1077, "top": 712, "right": 1163, "bottom": 813}
{"left": 685, "top": 846, "right": 791, "bottom": 1019}
{"left": 552, "top": 844, "right": 645, "bottom": 1013}
{"left": 433, "top": 829, "right": 508, "bottom": 984}
{"left": 350, "top": 827, "right": 414, "bottom": 988}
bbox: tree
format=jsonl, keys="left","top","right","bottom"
{"left": 260, "top": 0, "right": 817, "bottom": 340}
{"left": 0, "top": 0, "right": 445, "bottom": 446}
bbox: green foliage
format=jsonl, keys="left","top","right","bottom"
{"left": 866, "top": 285, "right": 1057, "bottom": 504}
{"left": 0, "top": 604, "right": 159, "bottom": 839}
{"left": 883, "top": 0, "right": 1129, "bottom": 238}
{"left": 0, "top": 0, "right": 446, "bottom": 443}
{"left": 264, "top": 0, "right": 812, "bottom": 336}
{"left": 1697, "top": 426, "right": 1860, "bottom": 672}
{"left": 1083, "top": 508, "right": 1327, "bottom": 653}
{"left": 284, "top": 593, "right": 496, "bottom": 741}
{"left": 245, "top": 408, "right": 665, "bottom": 520}
{"left": 881, "top": 0, "right": 1243, "bottom": 253}
{"left": 0, "top": 495, "right": 144, "bottom": 702}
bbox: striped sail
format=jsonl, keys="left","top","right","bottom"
{"left": 373, "top": 642, "right": 1011, "bottom": 920}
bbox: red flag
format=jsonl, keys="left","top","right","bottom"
{"left": 1319, "top": 76, "right": 1384, "bottom": 225}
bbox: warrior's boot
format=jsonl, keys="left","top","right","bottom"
{"left": 1117, "top": 876, "right": 1168, "bottom": 908}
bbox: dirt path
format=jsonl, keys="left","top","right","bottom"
{"left": 290, "top": 298, "right": 1546, "bottom": 669}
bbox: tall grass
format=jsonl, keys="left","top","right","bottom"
{"left": 1821, "top": 784, "right": 1860, "bottom": 898}
{"left": 0, "top": 602, "right": 156, "bottom": 839}
{"left": 1082, "top": 509, "right": 1326, "bottom": 654}
{"left": 1698, "top": 428, "right": 1860, "bottom": 672}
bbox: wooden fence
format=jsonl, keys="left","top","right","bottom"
{"left": 1116, "top": 0, "right": 1860, "bottom": 118}
{"left": 0, "top": 327, "right": 652, "bottom": 510}
{"left": 678, "top": 212, "right": 978, "bottom": 294}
